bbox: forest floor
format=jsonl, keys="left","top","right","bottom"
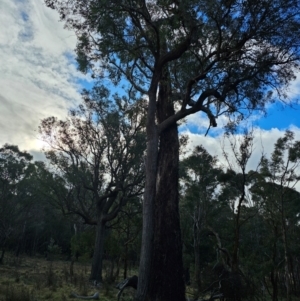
{"left": 0, "top": 254, "right": 134, "bottom": 301}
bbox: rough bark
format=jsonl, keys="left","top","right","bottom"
{"left": 148, "top": 72, "right": 186, "bottom": 301}
{"left": 136, "top": 86, "right": 159, "bottom": 301}
{"left": 90, "top": 218, "right": 106, "bottom": 282}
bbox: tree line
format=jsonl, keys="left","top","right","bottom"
{"left": 1, "top": 97, "right": 300, "bottom": 300}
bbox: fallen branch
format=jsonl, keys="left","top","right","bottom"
{"left": 115, "top": 275, "right": 138, "bottom": 301}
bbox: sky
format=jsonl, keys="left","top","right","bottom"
{"left": 1, "top": 0, "right": 300, "bottom": 171}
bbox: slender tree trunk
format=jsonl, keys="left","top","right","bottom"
{"left": 194, "top": 236, "right": 201, "bottom": 296}
{"left": 0, "top": 249, "right": 5, "bottom": 264}
{"left": 282, "top": 224, "right": 292, "bottom": 301}
{"left": 281, "top": 197, "right": 292, "bottom": 301}
{"left": 15, "top": 220, "right": 27, "bottom": 257}
{"left": 109, "top": 258, "right": 115, "bottom": 281}
{"left": 31, "top": 229, "right": 38, "bottom": 256}
{"left": 70, "top": 256, "right": 75, "bottom": 277}
{"left": 148, "top": 71, "right": 186, "bottom": 301}
{"left": 271, "top": 230, "right": 279, "bottom": 301}
{"left": 90, "top": 218, "right": 106, "bottom": 282}
{"left": 115, "top": 257, "right": 120, "bottom": 280}
{"left": 124, "top": 219, "right": 130, "bottom": 279}
{"left": 194, "top": 205, "right": 203, "bottom": 296}
{"left": 124, "top": 244, "right": 128, "bottom": 279}
{"left": 290, "top": 258, "right": 297, "bottom": 295}
{"left": 270, "top": 270, "right": 279, "bottom": 301}
{"left": 193, "top": 200, "right": 205, "bottom": 297}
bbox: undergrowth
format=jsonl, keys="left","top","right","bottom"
{"left": 0, "top": 255, "right": 110, "bottom": 301}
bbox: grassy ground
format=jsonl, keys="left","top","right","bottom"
{"left": 0, "top": 254, "right": 122, "bottom": 301}
{"left": 0, "top": 254, "right": 197, "bottom": 301}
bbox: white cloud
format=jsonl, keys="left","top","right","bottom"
{"left": 287, "top": 72, "right": 300, "bottom": 100}
{"left": 179, "top": 104, "right": 267, "bottom": 139}
{"left": 0, "top": 0, "right": 90, "bottom": 159}
{"left": 182, "top": 126, "right": 300, "bottom": 173}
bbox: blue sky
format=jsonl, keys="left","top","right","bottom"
{"left": 253, "top": 103, "right": 300, "bottom": 130}
{"left": 1, "top": 0, "right": 300, "bottom": 166}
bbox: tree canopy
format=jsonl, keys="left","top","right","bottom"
{"left": 46, "top": 0, "right": 300, "bottom": 128}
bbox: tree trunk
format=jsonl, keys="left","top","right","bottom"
{"left": 148, "top": 71, "right": 186, "bottom": 301}
{"left": 271, "top": 231, "right": 279, "bottom": 301}
{"left": 136, "top": 87, "right": 159, "bottom": 301}
{"left": 0, "top": 249, "right": 5, "bottom": 264}
{"left": 124, "top": 219, "right": 130, "bottom": 279}
{"left": 124, "top": 244, "right": 128, "bottom": 279}
{"left": 270, "top": 269, "right": 279, "bottom": 301}
{"left": 194, "top": 238, "right": 201, "bottom": 296}
{"left": 70, "top": 256, "right": 75, "bottom": 277}
{"left": 15, "top": 220, "right": 27, "bottom": 257}
{"left": 31, "top": 229, "right": 38, "bottom": 256}
{"left": 90, "top": 218, "right": 106, "bottom": 282}
{"left": 194, "top": 205, "right": 203, "bottom": 296}
{"left": 281, "top": 197, "right": 292, "bottom": 301}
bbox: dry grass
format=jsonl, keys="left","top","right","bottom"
{"left": 0, "top": 254, "right": 117, "bottom": 301}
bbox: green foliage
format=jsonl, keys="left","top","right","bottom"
{"left": 0, "top": 144, "right": 74, "bottom": 259}
{"left": 251, "top": 130, "right": 300, "bottom": 219}
{"left": 45, "top": 0, "right": 300, "bottom": 128}
{"left": 71, "top": 230, "right": 95, "bottom": 260}
{"left": 180, "top": 132, "right": 300, "bottom": 299}
{"left": 104, "top": 230, "right": 122, "bottom": 259}
{"left": 47, "top": 238, "right": 62, "bottom": 257}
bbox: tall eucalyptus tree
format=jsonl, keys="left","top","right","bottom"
{"left": 44, "top": 1, "right": 300, "bottom": 299}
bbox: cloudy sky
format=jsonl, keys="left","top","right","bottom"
{"left": 0, "top": 0, "right": 90, "bottom": 160}
{"left": 1, "top": 0, "right": 300, "bottom": 169}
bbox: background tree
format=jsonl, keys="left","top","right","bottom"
{"left": 0, "top": 145, "right": 71, "bottom": 262}
{"left": 180, "top": 145, "right": 221, "bottom": 297}
{"left": 181, "top": 133, "right": 256, "bottom": 300}
{"left": 219, "top": 132, "right": 255, "bottom": 273}
{"left": 0, "top": 145, "right": 34, "bottom": 262}
{"left": 250, "top": 131, "right": 300, "bottom": 301}
{"left": 39, "top": 87, "right": 146, "bottom": 282}
{"left": 44, "top": 1, "right": 300, "bottom": 299}
{"left": 116, "top": 197, "right": 142, "bottom": 280}
{"left": 180, "top": 132, "right": 300, "bottom": 300}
